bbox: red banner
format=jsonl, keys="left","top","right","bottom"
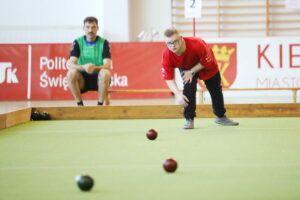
{"left": 0, "top": 42, "right": 170, "bottom": 100}
{"left": 30, "top": 44, "right": 72, "bottom": 100}
{"left": 109, "top": 42, "right": 169, "bottom": 99}
{"left": 0, "top": 44, "right": 28, "bottom": 100}
{"left": 0, "top": 42, "right": 237, "bottom": 100}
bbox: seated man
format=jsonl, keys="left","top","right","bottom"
{"left": 67, "top": 16, "right": 112, "bottom": 106}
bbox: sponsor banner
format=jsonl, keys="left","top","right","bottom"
{"left": 206, "top": 37, "right": 300, "bottom": 98}
{"left": 231, "top": 38, "right": 300, "bottom": 89}
{"left": 1, "top": 38, "right": 299, "bottom": 100}
{"left": 109, "top": 42, "right": 170, "bottom": 99}
{"left": 0, "top": 45, "right": 28, "bottom": 100}
{"left": 30, "top": 44, "right": 71, "bottom": 100}
{"left": 0, "top": 42, "right": 170, "bottom": 100}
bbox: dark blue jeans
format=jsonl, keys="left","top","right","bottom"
{"left": 179, "top": 70, "right": 226, "bottom": 119}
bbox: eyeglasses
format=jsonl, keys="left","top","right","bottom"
{"left": 166, "top": 37, "right": 181, "bottom": 47}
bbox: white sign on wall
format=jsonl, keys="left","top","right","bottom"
{"left": 232, "top": 38, "right": 300, "bottom": 89}
{"left": 185, "top": 0, "right": 202, "bottom": 18}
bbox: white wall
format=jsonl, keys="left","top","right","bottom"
{"left": 0, "top": 0, "right": 104, "bottom": 43}
{"left": 0, "top": 0, "right": 172, "bottom": 43}
{"left": 0, "top": 0, "right": 132, "bottom": 43}
{"left": 102, "top": 0, "right": 130, "bottom": 42}
{"left": 129, "top": 0, "right": 172, "bottom": 41}
{"left": 0, "top": 0, "right": 299, "bottom": 42}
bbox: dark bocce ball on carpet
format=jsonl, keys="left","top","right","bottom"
{"left": 76, "top": 175, "right": 94, "bottom": 191}
{"left": 163, "top": 158, "right": 178, "bottom": 173}
{"left": 146, "top": 129, "right": 158, "bottom": 140}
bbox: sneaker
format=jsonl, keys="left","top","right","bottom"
{"left": 215, "top": 116, "right": 239, "bottom": 126}
{"left": 183, "top": 119, "right": 194, "bottom": 129}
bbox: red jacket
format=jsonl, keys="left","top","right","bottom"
{"left": 161, "top": 37, "right": 219, "bottom": 80}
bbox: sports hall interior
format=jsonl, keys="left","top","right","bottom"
{"left": 0, "top": 1, "right": 300, "bottom": 200}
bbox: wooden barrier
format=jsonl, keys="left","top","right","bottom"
{"left": 0, "top": 88, "right": 298, "bottom": 129}
{"left": 0, "top": 102, "right": 299, "bottom": 130}
{"left": 0, "top": 114, "right": 6, "bottom": 129}
{"left": 0, "top": 108, "right": 32, "bottom": 130}
{"left": 6, "top": 108, "right": 32, "bottom": 128}
{"left": 33, "top": 103, "right": 300, "bottom": 120}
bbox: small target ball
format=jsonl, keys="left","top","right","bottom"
{"left": 75, "top": 175, "right": 94, "bottom": 191}
{"left": 163, "top": 158, "right": 178, "bottom": 173}
{"left": 146, "top": 129, "right": 158, "bottom": 140}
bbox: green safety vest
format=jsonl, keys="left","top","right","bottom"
{"left": 76, "top": 36, "right": 105, "bottom": 70}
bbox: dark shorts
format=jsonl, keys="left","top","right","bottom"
{"left": 80, "top": 72, "right": 99, "bottom": 93}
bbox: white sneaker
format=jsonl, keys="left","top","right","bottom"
{"left": 183, "top": 119, "right": 194, "bottom": 129}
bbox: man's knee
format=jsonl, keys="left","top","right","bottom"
{"left": 183, "top": 82, "right": 197, "bottom": 94}
{"left": 99, "top": 69, "right": 111, "bottom": 83}
{"left": 67, "top": 69, "right": 80, "bottom": 83}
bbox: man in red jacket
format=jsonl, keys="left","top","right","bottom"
{"left": 161, "top": 28, "right": 238, "bottom": 129}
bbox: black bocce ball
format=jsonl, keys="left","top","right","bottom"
{"left": 75, "top": 175, "right": 94, "bottom": 191}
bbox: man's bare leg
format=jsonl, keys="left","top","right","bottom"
{"left": 67, "top": 69, "right": 84, "bottom": 105}
{"left": 97, "top": 69, "right": 111, "bottom": 105}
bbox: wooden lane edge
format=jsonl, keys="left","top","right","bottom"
{"left": 5, "top": 108, "right": 32, "bottom": 128}
{"left": 223, "top": 103, "right": 300, "bottom": 117}
{"left": 0, "top": 114, "right": 6, "bottom": 129}
{"left": 33, "top": 105, "right": 184, "bottom": 120}
{"left": 33, "top": 103, "right": 300, "bottom": 120}
{"left": 1, "top": 104, "right": 298, "bottom": 130}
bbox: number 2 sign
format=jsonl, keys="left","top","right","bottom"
{"left": 185, "top": 0, "right": 202, "bottom": 18}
